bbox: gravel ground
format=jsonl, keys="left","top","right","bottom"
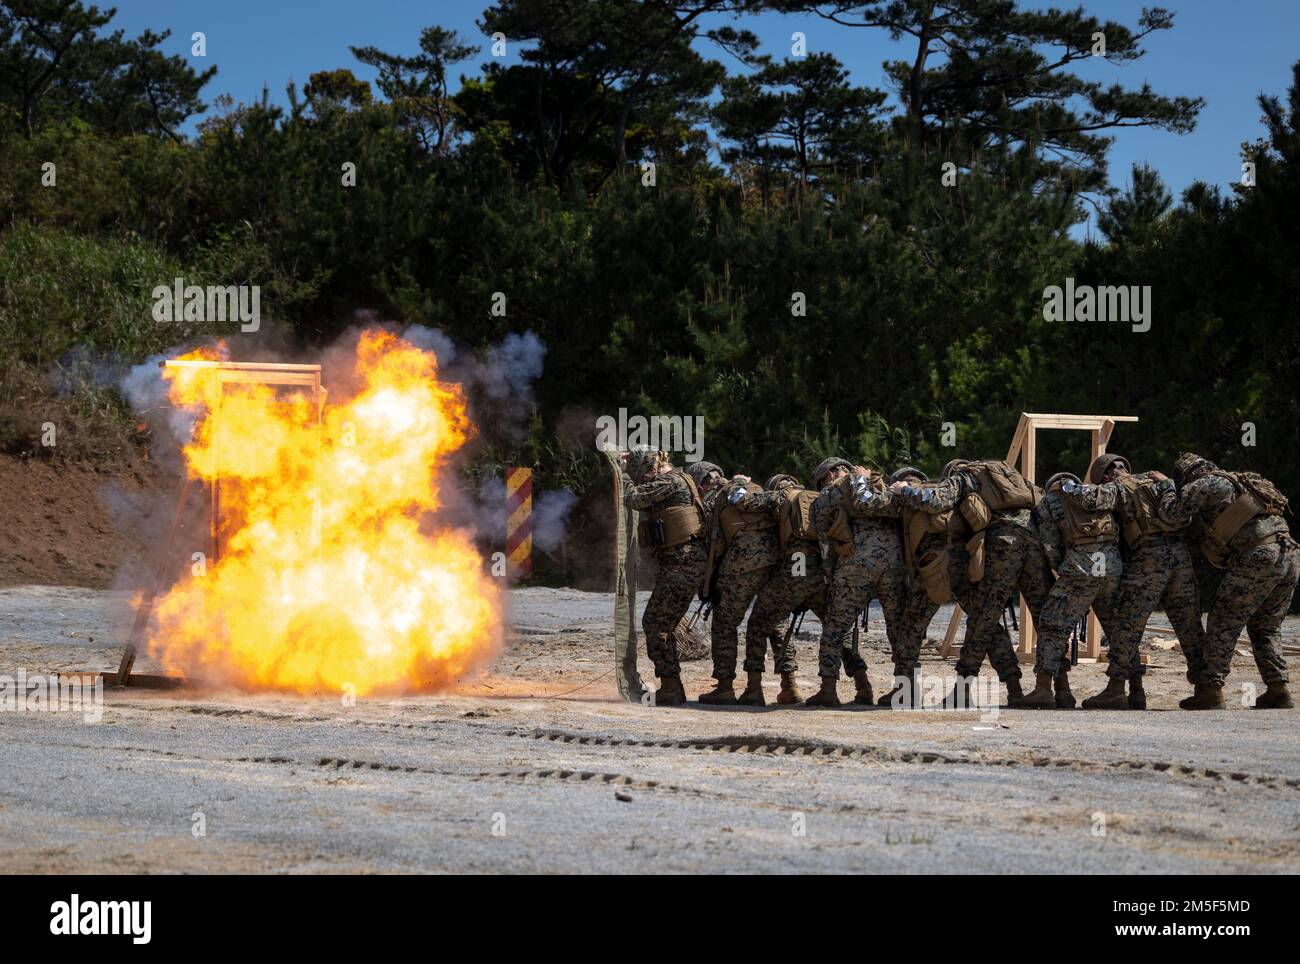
{"left": 1, "top": 585, "right": 1298, "bottom": 874}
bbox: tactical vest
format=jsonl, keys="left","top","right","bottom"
{"left": 823, "top": 476, "right": 856, "bottom": 557}
{"left": 964, "top": 460, "right": 1037, "bottom": 511}
{"left": 1115, "top": 474, "right": 1180, "bottom": 546}
{"left": 642, "top": 470, "right": 707, "bottom": 548}
{"left": 718, "top": 481, "right": 777, "bottom": 552}
{"left": 1201, "top": 471, "right": 1288, "bottom": 567}
{"left": 778, "top": 487, "right": 819, "bottom": 549}
{"left": 1059, "top": 497, "right": 1119, "bottom": 547}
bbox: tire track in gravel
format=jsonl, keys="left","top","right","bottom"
{"left": 510, "top": 727, "right": 1300, "bottom": 792}
{"left": 97, "top": 702, "right": 1300, "bottom": 795}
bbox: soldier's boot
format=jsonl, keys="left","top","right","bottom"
{"left": 1179, "top": 682, "right": 1225, "bottom": 710}
{"left": 940, "top": 676, "right": 968, "bottom": 709}
{"left": 1054, "top": 670, "right": 1076, "bottom": 709}
{"left": 654, "top": 676, "right": 687, "bottom": 707}
{"left": 697, "top": 679, "right": 738, "bottom": 705}
{"left": 777, "top": 672, "right": 803, "bottom": 705}
{"left": 1253, "top": 682, "right": 1294, "bottom": 710}
{"left": 941, "top": 676, "right": 976, "bottom": 709}
{"left": 1081, "top": 677, "right": 1129, "bottom": 710}
{"left": 804, "top": 676, "right": 842, "bottom": 708}
{"left": 851, "top": 669, "right": 874, "bottom": 706}
{"left": 1011, "top": 672, "right": 1057, "bottom": 709}
{"left": 1003, "top": 676, "right": 1024, "bottom": 703}
{"left": 737, "top": 671, "right": 766, "bottom": 707}
{"left": 878, "top": 674, "right": 915, "bottom": 709}
{"left": 1128, "top": 675, "right": 1147, "bottom": 710}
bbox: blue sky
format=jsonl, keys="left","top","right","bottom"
{"left": 113, "top": 1, "right": 1299, "bottom": 236}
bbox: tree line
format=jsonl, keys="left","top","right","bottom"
{"left": 1, "top": 1, "right": 1296, "bottom": 588}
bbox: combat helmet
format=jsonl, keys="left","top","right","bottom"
{"left": 1174, "top": 452, "right": 1216, "bottom": 483}
{"left": 812, "top": 457, "right": 851, "bottom": 488}
{"left": 687, "top": 461, "right": 724, "bottom": 488}
{"left": 889, "top": 465, "right": 927, "bottom": 485}
{"left": 941, "top": 459, "right": 971, "bottom": 479}
{"left": 625, "top": 446, "right": 661, "bottom": 482}
{"left": 1044, "top": 471, "right": 1080, "bottom": 492}
{"left": 1087, "top": 453, "right": 1130, "bottom": 485}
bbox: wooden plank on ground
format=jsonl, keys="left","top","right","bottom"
{"left": 59, "top": 671, "right": 187, "bottom": 690}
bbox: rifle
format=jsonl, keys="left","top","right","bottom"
{"left": 774, "top": 605, "right": 808, "bottom": 669}
{"left": 699, "top": 493, "right": 725, "bottom": 602}
{"left": 687, "top": 597, "right": 714, "bottom": 629}
{"left": 847, "top": 607, "right": 864, "bottom": 656}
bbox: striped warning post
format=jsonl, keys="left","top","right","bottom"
{"left": 505, "top": 467, "right": 532, "bottom": 581}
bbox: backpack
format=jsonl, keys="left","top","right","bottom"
{"left": 779, "top": 488, "right": 819, "bottom": 548}
{"left": 1214, "top": 471, "right": 1289, "bottom": 516}
{"left": 964, "top": 460, "right": 1037, "bottom": 511}
{"left": 1200, "top": 470, "right": 1290, "bottom": 568}
{"left": 1116, "top": 474, "right": 1180, "bottom": 545}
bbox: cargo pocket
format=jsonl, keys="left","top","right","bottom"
{"left": 918, "top": 547, "right": 953, "bottom": 604}
{"left": 961, "top": 493, "right": 993, "bottom": 533}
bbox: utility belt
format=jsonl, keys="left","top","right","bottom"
{"left": 784, "top": 541, "right": 822, "bottom": 565}
{"left": 640, "top": 521, "right": 701, "bottom": 547}
{"left": 1131, "top": 533, "right": 1180, "bottom": 548}
{"left": 1223, "top": 532, "right": 1290, "bottom": 568}
{"left": 1064, "top": 533, "right": 1118, "bottom": 549}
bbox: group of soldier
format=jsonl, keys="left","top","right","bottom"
{"left": 618, "top": 447, "right": 1298, "bottom": 712}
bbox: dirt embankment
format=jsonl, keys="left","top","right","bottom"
{"left": 0, "top": 455, "right": 164, "bottom": 588}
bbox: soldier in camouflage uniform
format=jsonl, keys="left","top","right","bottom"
{"left": 1013, "top": 467, "right": 1124, "bottom": 709}
{"left": 729, "top": 473, "right": 823, "bottom": 705}
{"left": 620, "top": 447, "right": 708, "bottom": 706}
{"left": 1166, "top": 453, "right": 1297, "bottom": 710}
{"left": 886, "top": 465, "right": 992, "bottom": 709}
{"left": 807, "top": 457, "right": 906, "bottom": 707}
{"left": 690, "top": 462, "right": 782, "bottom": 705}
{"left": 891, "top": 459, "right": 1052, "bottom": 706}
{"left": 1065, "top": 454, "right": 1204, "bottom": 710}
{"left": 885, "top": 466, "right": 945, "bottom": 708}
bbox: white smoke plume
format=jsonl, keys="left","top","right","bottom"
{"left": 533, "top": 489, "right": 578, "bottom": 553}
{"left": 438, "top": 474, "right": 577, "bottom": 556}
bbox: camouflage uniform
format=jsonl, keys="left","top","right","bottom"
{"left": 734, "top": 485, "right": 826, "bottom": 675}
{"left": 622, "top": 468, "right": 707, "bottom": 680}
{"left": 899, "top": 527, "right": 987, "bottom": 680}
{"left": 897, "top": 471, "right": 1052, "bottom": 681}
{"left": 1067, "top": 472, "right": 1204, "bottom": 680}
{"left": 704, "top": 482, "right": 780, "bottom": 683}
{"left": 1032, "top": 490, "right": 1124, "bottom": 677}
{"left": 812, "top": 476, "right": 905, "bottom": 679}
{"left": 894, "top": 514, "right": 947, "bottom": 678}
{"left": 1168, "top": 472, "right": 1296, "bottom": 686}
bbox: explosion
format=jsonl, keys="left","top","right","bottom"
{"left": 144, "top": 329, "right": 503, "bottom": 694}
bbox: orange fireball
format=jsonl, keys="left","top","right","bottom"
{"left": 145, "top": 330, "right": 503, "bottom": 694}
